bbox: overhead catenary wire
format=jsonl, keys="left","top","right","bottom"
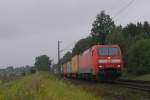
{"left": 113, "top": 0, "right": 135, "bottom": 18}
{"left": 60, "top": 0, "right": 136, "bottom": 54}
{"left": 60, "top": 41, "right": 77, "bottom": 53}
{"left": 60, "top": 34, "right": 90, "bottom": 53}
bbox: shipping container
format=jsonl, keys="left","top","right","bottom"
{"left": 67, "top": 61, "right": 72, "bottom": 73}
{"left": 63, "top": 64, "right": 67, "bottom": 75}
{"left": 71, "top": 55, "right": 79, "bottom": 74}
{"left": 79, "top": 49, "right": 93, "bottom": 74}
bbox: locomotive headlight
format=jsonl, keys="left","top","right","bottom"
{"left": 117, "top": 65, "right": 121, "bottom": 68}
{"left": 99, "top": 65, "right": 103, "bottom": 68}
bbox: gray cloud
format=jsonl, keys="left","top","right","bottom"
{"left": 0, "top": 0, "right": 150, "bottom": 67}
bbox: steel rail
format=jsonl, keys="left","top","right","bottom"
{"left": 114, "top": 79, "right": 150, "bottom": 92}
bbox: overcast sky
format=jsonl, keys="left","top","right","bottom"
{"left": 0, "top": 0, "right": 149, "bottom": 67}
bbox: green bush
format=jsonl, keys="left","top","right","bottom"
{"left": 126, "top": 39, "right": 150, "bottom": 75}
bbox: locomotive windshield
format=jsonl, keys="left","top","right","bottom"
{"left": 98, "top": 47, "right": 119, "bottom": 56}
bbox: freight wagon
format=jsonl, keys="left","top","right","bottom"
{"left": 71, "top": 55, "right": 79, "bottom": 77}
{"left": 63, "top": 64, "right": 67, "bottom": 77}
{"left": 66, "top": 61, "right": 72, "bottom": 77}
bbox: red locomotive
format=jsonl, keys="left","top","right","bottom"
{"left": 62, "top": 45, "right": 123, "bottom": 80}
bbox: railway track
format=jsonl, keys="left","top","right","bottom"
{"left": 66, "top": 77, "right": 150, "bottom": 92}
{"left": 114, "top": 79, "right": 150, "bottom": 92}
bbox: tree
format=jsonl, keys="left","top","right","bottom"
{"left": 126, "top": 39, "right": 150, "bottom": 75}
{"left": 91, "top": 10, "right": 115, "bottom": 44}
{"left": 34, "top": 55, "right": 51, "bottom": 71}
{"left": 60, "top": 51, "right": 72, "bottom": 64}
{"left": 121, "top": 22, "right": 150, "bottom": 49}
{"left": 72, "top": 36, "right": 93, "bottom": 56}
{"left": 123, "top": 23, "right": 139, "bottom": 38}
{"left": 6, "top": 66, "right": 14, "bottom": 71}
{"left": 106, "top": 26, "right": 125, "bottom": 51}
{"left": 30, "top": 67, "right": 36, "bottom": 74}
{"left": 143, "top": 21, "right": 150, "bottom": 37}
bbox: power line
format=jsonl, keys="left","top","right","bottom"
{"left": 60, "top": 35, "right": 89, "bottom": 53}
{"left": 113, "top": 0, "right": 135, "bottom": 18}
{"left": 60, "top": 41, "right": 77, "bottom": 53}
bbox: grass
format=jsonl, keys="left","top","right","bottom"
{"left": 122, "top": 74, "right": 150, "bottom": 81}
{"left": 134, "top": 74, "right": 150, "bottom": 81}
{"left": 0, "top": 72, "right": 149, "bottom": 100}
{"left": 0, "top": 72, "right": 99, "bottom": 100}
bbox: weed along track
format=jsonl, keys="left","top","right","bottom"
{"left": 0, "top": 72, "right": 100, "bottom": 100}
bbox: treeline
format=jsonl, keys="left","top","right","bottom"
{"left": 0, "top": 66, "right": 36, "bottom": 77}
{"left": 0, "top": 55, "right": 52, "bottom": 81}
{"left": 60, "top": 11, "right": 150, "bottom": 76}
{"left": 0, "top": 66, "right": 36, "bottom": 82}
{"left": 107, "top": 22, "right": 150, "bottom": 76}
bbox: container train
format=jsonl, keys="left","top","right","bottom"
{"left": 61, "top": 45, "right": 123, "bottom": 80}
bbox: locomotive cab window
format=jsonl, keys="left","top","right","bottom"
{"left": 99, "top": 47, "right": 108, "bottom": 56}
{"left": 109, "top": 47, "right": 119, "bottom": 55}
{"left": 98, "top": 47, "right": 119, "bottom": 56}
